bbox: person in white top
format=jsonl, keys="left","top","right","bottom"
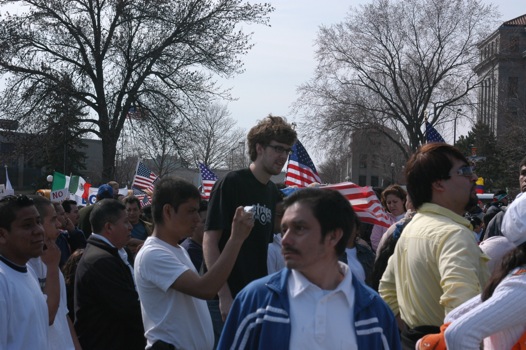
{"left": 267, "top": 200, "right": 285, "bottom": 274}
{"left": 0, "top": 195, "right": 51, "bottom": 349}
{"left": 443, "top": 192, "right": 526, "bottom": 349}
{"left": 134, "top": 176, "right": 254, "bottom": 350}
{"left": 27, "top": 195, "right": 81, "bottom": 350}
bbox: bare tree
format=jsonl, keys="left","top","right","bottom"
{"left": 295, "top": 0, "right": 497, "bottom": 158}
{"left": 184, "top": 103, "right": 245, "bottom": 169}
{"left": 0, "top": 0, "right": 273, "bottom": 181}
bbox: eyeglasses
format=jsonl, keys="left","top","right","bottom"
{"left": 456, "top": 166, "right": 475, "bottom": 177}
{"left": 267, "top": 145, "right": 293, "bottom": 155}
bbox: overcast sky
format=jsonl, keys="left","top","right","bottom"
{"left": 223, "top": 0, "right": 526, "bottom": 146}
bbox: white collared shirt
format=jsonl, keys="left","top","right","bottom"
{"left": 287, "top": 262, "right": 357, "bottom": 350}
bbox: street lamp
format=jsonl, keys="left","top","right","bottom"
{"left": 454, "top": 108, "right": 462, "bottom": 145}
{"left": 390, "top": 162, "right": 395, "bottom": 184}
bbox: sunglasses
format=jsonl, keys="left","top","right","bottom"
{"left": 456, "top": 166, "right": 475, "bottom": 177}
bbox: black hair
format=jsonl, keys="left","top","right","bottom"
{"left": 482, "top": 242, "right": 526, "bottom": 301}
{"left": 283, "top": 188, "right": 357, "bottom": 255}
{"left": 89, "top": 199, "right": 126, "bottom": 234}
{"left": 152, "top": 176, "right": 201, "bottom": 225}
{"left": 0, "top": 195, "right": 35, "bottom": 230}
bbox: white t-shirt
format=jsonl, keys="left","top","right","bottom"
{"left": 0, "top": 258, "right": 48, "bottom": 350}
{"left": 267, "top": 233, "right": 285, "bottom": 274}
{"left": 287, "top": 262, "right": 358, "bottom": 349}
{"left": 28, "top": 257, "right": 75, "bottom": 350}
{"left": 345, "top": 247, "right": 366, "bottom": 283}
{"left": 134, "top": 236, "right": 214, "bottom": 350}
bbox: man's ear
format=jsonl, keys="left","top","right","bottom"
{"left": 432, "top": 179, "right": 446, "bottom": 193}
{"left": 162, "top": 204, "right": 173, "bottom": 222}
{"left": 255, "top": 143, "right": 265, "bottom": 157}
{"left": 0, "top": 227, "right": 9, "bottom": 245}
{"left": 326, "top": 228, "right": 343, "bottom": 248}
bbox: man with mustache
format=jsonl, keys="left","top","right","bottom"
{"left": 204, "top": 115, "right": 297, "bottom": 323}
{"left": 379, "top": 143, "right": 490, "bottom": 350}
{"left": 218, "top": 188, "right": 401, "bottom": 349}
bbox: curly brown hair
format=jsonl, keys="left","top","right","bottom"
{"left": 247, "top": 115, "right": 297, "bottom": 161}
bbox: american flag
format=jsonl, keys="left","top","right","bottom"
{"left": 425, "top": 121, "right": 446, "bottom": 143}
{"left": 132, "top": 161, "right": 158, "bottom": 192}
{"left": 198, "top": 162, "right": 218, "bottom": 200}
{"left": 320, "top": 182, "right": 392, "bottom": 228}
{"left": 132, "top": 187, "right": 151, "bottom": 207}
{"left": 285, "top": 140, "right": 322, "bottom": 187}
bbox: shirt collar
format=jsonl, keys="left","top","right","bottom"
{"left": 418, "top": 202, "right": 472, "bottom": 229}
{"left": 91, "top": 233, "right": 115, "bottom": 248}
{"left": 288, "top": 262, "right": 354, "bottom": 306}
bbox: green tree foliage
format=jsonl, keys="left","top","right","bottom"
{"left": 0, "top": 0, "right": 273, "bottom": 181}
{"left": 456, "top": 121, "right": 514, "bottom": 192}
{"left": 40, "top": 75, "right": 88, "bottom": 176}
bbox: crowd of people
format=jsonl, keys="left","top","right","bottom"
{"left": 1, "top": 115, "right": 526, "bottom": 349}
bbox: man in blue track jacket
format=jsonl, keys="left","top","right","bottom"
{"left": 218, "top": 188, "right": 401, "bottom": 350}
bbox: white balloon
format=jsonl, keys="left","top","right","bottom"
{"left": 46, "top": 175, "right": 53, "bottom": 183}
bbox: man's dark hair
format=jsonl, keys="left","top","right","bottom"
{"left": 283, "top": 188, "right": 357, "bottom": 255}
{"left": 152, "top": 176, "right": 200, "bottom": 225}
{"left": 123, "top": 196, "right": 141, "bottom": 209}
{"left": 246, "top": 115, "right": 297, "bottom": 161}
{"left": 29, "top": 195, "right": 53, "bottom": 219}
{"left": 405, "top": 143, "right": 470, "bottom": 209}
{"left": 62, "top": 199, "right": 77, "bottom": 213}
{"left": 520, "top": 156, "right": 526, "bottom": 171}
{"left": 0, "top": 195, "right": 35, "bottom": 230}
{"left": 89, "top": 199, "right": 126, "bottom": 234}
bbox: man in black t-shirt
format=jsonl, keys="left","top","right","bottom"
{"left": 204, "top": 115, "right": 297, "bottom": 321}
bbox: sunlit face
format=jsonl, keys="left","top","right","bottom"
{"left": 42, "top": 204, "right": 60, "bottom": 240}
{"left": 281, "top": 202, "right": 336, "bottom": 274}
{"left": 192, "top": 210, "right": 207, "bottom": 243}
{"left": 273, "top": 202, "right": 285, "bottom": 234}
{"left": 170, "top": 198, "right": 201, "bottom": 239}
{"left": 107, "top": 210, "right": 133, "bottom": 249}
{"left": 443, "top": 159, "right": 478, "bottom": 215}
{"left": 65, "top": 204, "right": 80, "bottom": 226}
{"left": 385, "top": 194, "right": 405, "bottom": 216}
{"left": 125, "top": 202, "right": 141, "bottom": 224}
{"left": 54, "top": 204, "right": 67, "bottom": 229}
{"left": 520, "top": 165, "right": 526, "bottom": 193}
{"left": 258, "top": 141, "right": 292, "bottom": 176}
{"left": 0, "top": 205, "right": 45, "bottom": 265}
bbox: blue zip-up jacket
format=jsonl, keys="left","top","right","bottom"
{"left": 218, "top": 268, "right": 401, "bottom": 350}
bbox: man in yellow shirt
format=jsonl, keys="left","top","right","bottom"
{"left": 379, "top": 143, "right": 489, "bottom": 349}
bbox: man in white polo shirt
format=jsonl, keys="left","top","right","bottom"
{"left": 218, "top": 188, "right": 401, "bottom": 349}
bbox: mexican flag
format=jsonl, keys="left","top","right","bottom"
{"left": 51, "top": 172, "right": 70, "bottom": 191}
{"left": 69, "top": 175, "right": 88, "bottom": 197}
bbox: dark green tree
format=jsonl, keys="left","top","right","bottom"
{"left": 40, "top": 75, "right": 88, "bottom": 176}
{"left": 456, "top": 121, "right": 510, "bottom": 192}
{"left": 0, "top": 0, "right": 273, "bottom": 181}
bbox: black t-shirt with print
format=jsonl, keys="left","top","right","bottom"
{"left": 205, "top": 168, "right": 280, "bottom": 297}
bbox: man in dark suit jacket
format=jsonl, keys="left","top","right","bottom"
{"left": 74, "top": 199, "right": 145, "bottom": 350}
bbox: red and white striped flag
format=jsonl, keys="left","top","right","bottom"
{"left": 285, "top": 140, "right": 322, "bottom": 187}
{"left": 198, "top": 162, "right": 218, "bottom": 200}
{"left": 320, "top": 182, "right": 391, "bottom": 228}
{"left": 132, "top": 161, "right": 158, "bottom": 192}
